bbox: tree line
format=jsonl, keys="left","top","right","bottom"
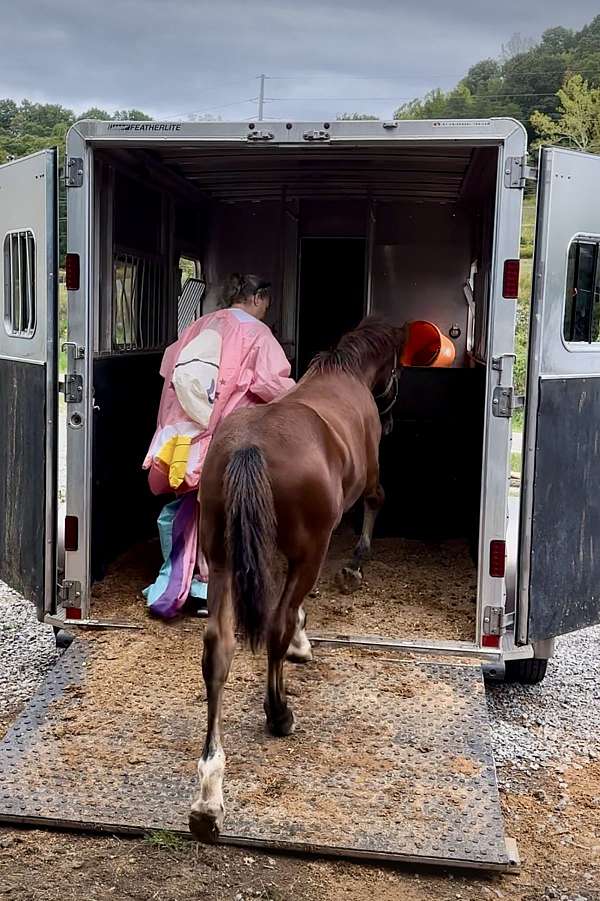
{"left": 339, "top": 14, "right": 600, "bottom": 152}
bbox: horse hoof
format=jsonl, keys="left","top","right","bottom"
{"left": 266, "top": 706, "right": 296, "bottom": 737}
{"left": 285, "top": 632, "right": 313, "bottom": 665}
{"left": 286, "top": 650, "right": 312, "bottom": 665}
{"left": 335, "top": 566, "right": 362, "bottom": 595}
{"left": 189, "top": 803, "right": 224, "bottom": 844}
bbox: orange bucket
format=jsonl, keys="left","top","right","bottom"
{"left": 400, "top": 320, "right": 456, "bottom": 368}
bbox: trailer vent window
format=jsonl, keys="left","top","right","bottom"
{"left": 177, "top": 257, "right": 205, "bottom": 336}
{"left": 3, "top": 230, "right": 36, "bottom": 338}
{"left": 112, "top": 252, "right": 168, "bottom": 352}
{"left": 564, "top": 239, "right": 600, "bottom": 344}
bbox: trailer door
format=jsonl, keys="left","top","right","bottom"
{"left": 0, "top": 150, "right": 58, "bottom": 619}
{"left": 518, "top": 147, "right": 600, "bottom": 643}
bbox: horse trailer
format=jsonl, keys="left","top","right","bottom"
{"left": 2, "top": 116, "right": 600, "bottom": 680}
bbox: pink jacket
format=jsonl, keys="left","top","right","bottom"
{"left": 143, "top": 308, "right": 295, "bottom": 495}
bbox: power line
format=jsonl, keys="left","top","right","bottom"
{"left": 264, "top": 92, "right": 563, "bottom": 102}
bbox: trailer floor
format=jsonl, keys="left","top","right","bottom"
{"left": 91, "top": 526, "right": 477, "bottom": 642}
{"left": 0, "top": 619, "right": 514, "bottom": 872}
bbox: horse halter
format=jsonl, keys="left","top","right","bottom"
{"left": 374, "top": 352, "right": 400, "bottom": 435}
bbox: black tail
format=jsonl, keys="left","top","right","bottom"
{"left": 224, "top": 446, "right": 276, "bottom": 652}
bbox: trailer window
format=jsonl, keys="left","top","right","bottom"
{"left": 3, "top": 230, "right": 36, "bottom": 338}
{"left": 177, "top": 256, "right": 205, "bottom": 336}
{"left": 564, "top": 240, "right": 600, "bottom": 344}
{"left": 112, "top": 252, "right": 168, "bottom": 351}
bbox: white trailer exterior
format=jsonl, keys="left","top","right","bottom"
{"left": 2, "top": 117, "right": 600, "bottom": 681}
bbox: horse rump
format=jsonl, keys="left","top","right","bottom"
{"left": 224, "top": 446, "right": 276, "bottom": 651}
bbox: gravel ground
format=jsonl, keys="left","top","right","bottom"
{"left": 488, "top": 627, "right": 600, "bottom": 780}
{"left": 0, "top": 583, "right": 59, "bottom": 733}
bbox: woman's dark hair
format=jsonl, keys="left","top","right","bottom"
{"left": 223, "top": 273, "right": 272, "bottom": 307}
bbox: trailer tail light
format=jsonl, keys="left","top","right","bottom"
{"left": 66, "top": 607, "right": 82, "bottom": 620}
{"left": 64, "top": 515, "right": 79, "bottom": 552}
{"left": 65, "top": 253, "right": 80, "bottom": 291}
{"left": 482, "top": 634, "right": 501, "bottom": 648}
{"left": 502, "top": 259, "right": 520, "bottom": 298}
{"left": 489, "top": 540, "right": 506, "bottom": 578}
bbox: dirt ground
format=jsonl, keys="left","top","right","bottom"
{"left": 91, "top": 525, "right": 477, "bottom": 641}
{"left": 1, "top": 758, "right": 599, "bottom": 901}
{"left": 1, "top": 538, "right": 598, "bottom": 900}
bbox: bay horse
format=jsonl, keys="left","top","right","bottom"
{"left": 189, "top": 316, "right": 405, "bottom": 841}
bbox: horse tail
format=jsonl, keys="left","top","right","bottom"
{"left": 224, "top": 446, "right": 276, "bottom": 652}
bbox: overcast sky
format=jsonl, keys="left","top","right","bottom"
{"left": 1, "top": 1, "right": 598, "bottom": 121}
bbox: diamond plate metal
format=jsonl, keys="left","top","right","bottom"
{"left": 0, "top": 636, "right": 518, "bottom": 871}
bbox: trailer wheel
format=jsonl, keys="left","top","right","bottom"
{"left": 504, "top": 657, "right": 548, "bottom": 685}
{"left": 53, "top": 628, "right": 74, "bottom": 650}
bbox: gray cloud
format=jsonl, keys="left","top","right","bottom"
{"left": 0, "top": 0, "right": 598, "bottom": 121}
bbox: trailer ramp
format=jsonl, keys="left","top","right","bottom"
{"left": 0, "top": 630, "right": 518, "bottom": 872}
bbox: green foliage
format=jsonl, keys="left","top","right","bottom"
{"left": 531, "top": 74, "right": 600, "bottom": 151}
{"left": 113, "top": 109, "right": 153, "bottom": 121}
{"left": 393, "top": 15, "right": 600, "bottom": 139}
{"left": 336, "top": 112, "right": 379, "bottom": 120}
{"left": 0, "top": 100, "right": 152, "bottom": 260}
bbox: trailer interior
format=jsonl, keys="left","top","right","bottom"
{"left": 87, "top": 140, "right": 500, "bottom": 642}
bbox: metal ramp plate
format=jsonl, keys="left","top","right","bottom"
{"left": 0, "top": 632, "right": 518, "bottom": 872}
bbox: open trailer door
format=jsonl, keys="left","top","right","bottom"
{"left": 518, "top": 147, "right": 600, "bottom": 644}
{"left": 0, "top": 150, "right": 58, "bottom": 620}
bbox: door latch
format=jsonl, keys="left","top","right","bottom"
{"left": 492, "top": 386, "right": 524, "bottom": 418}
{"left": 57, "top": 579, "right": 82, "bottom": 606}
{"left": 247, "top": 130, "right": 274, "bottom": 142}
{"left": 483, "top": 606, "right": 515, "bottom": 636}
{"left": 504, "top": 155, "right": 537, "bottom": 189}
{"left": 66, "top": 157, "right": 84, "bottom": 188}
{"left": 303, "top": 129, "right": 330, "bottom": 142}
{"left": 60, "top": 342, "right": 84, "bottom": 404}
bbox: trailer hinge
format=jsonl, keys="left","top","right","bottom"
{"left": 492, "top": 386, "right": 524, "bottom": 418}
{"left": 303, "top": 129, "right": 330, "bottom": 142}
{"left": 60, "top": 342, "right": 85, "bottom": 403}
{"left": 57, "top": 580, "right": 82, "bottom": 606}
{"left": 483, "top": 606, "right": 515, "bottom": 636}
{"left": 66, "top": 157, "right": 84, "bottom": 188}
{"left": 504, "top": 156, "right": 537, "bottom": 189}
{"left": 247, "top": 130, "right": 274, "bottom": 142}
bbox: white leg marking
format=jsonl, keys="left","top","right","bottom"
{"left": 189, "top": 746, "right": 226, "bottom": 840}
{"left": 285, "top": 606, "right": 313, "bottom": 663}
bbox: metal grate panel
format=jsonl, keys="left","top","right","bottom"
{"left": 0, "top": 636, "right": 517, "bottom": 872}
{"left": 177, "top": 276, "right": 205, "bottom": 336}
{"left": 3, "top": 230, "right": 36, "bottom": 338}
{"left": 112, "top": 252, "right": 168, "bottom": 351}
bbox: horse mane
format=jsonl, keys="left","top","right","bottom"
{"left": 308, "top": 316, "right": 399, "bottom": 377}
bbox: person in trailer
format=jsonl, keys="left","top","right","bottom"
{"left": 142, "top": 274, "right": 295, "bottom": 619}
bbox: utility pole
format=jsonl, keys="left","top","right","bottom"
{"left": 258, "top": 74, "right": 265, "bottom": 121}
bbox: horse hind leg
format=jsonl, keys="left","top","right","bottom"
{"left": 336, "top": 483, "right": 385, "bottom": 595}
{"left": 189, "top": 570, "right": 235, "bottom": 843}
{"left": 266, "top": 548, "right": 326, "bottom": 736}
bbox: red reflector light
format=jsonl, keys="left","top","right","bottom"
{"left": 65, "top": 607, "right": 82, "bottom": 620}
{"left": 64, "top": 515, "right": 79, "bottom": 552}
{"left": 482, "top": 634, "right": 501, "bottom": 648}
{"left": 503, "top": 259, "right": 520, "bottom": 298}
{"left": 489, "top": 540, "right": 506, "bottom": 578}
{"left": 65, "top": 253, "right": 80, "bottom": 291}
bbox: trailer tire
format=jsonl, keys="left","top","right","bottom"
{"left": 53, "top": 628, "right": 74, "bottom": 650}
{"left": 504, "top": 657, "right": 548, "bottom": 685}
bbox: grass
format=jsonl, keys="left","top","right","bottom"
{"left": 58, "top": 281, "right": 67, "bottom": 375}
{"left": 144, "top": 830, "right": 190, "bottom": 852}
{"left": 514, "top": 196, "right": 536, "bottom": 400}
{"left": 511, "top": 451, "right": 522, "bottom": 474}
